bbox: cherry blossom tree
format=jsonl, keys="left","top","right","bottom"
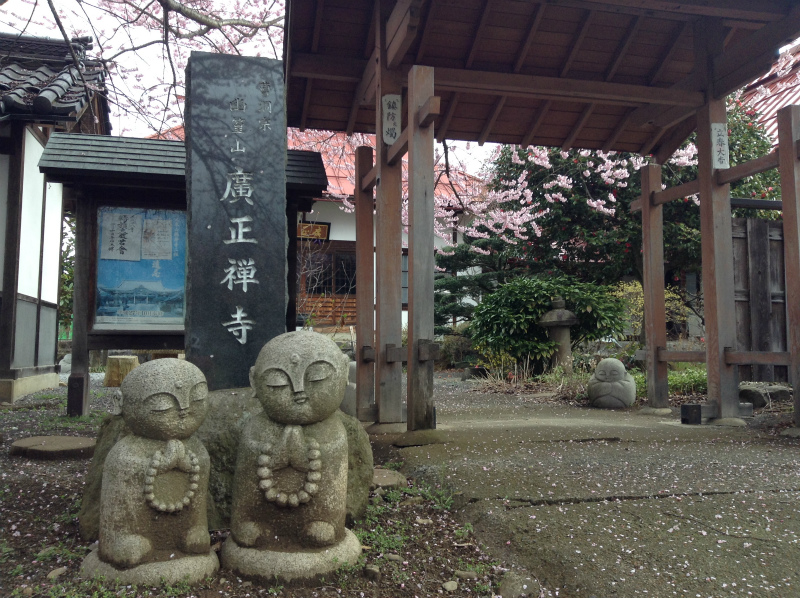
{"left": 2, "top": 0, "right": 284, "bottom": 134}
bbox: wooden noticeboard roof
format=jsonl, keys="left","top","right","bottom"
{"left": 39, "top": 133, "right": 329, "bottom": 194}
{"left": 285, "top": 0, "right": 800, "bottom": 162}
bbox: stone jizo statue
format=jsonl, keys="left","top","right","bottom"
{"left": 81, "top": 359, "right": 219, "bottom": 585}
{"left": 222, "top": 331, "right": 361, "bottom": 582}
{"left": 588, "top": 357, "right": 637, "bottom": 409}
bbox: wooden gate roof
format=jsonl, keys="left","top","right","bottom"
{"left": 285, "top": 0, "right": 800, "bottom": 162}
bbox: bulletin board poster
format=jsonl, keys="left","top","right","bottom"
{"left": 94, "top": 206, "right": 186, "bottom": 331}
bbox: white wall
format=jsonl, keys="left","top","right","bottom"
{"left": 40, "top": 182, "right": 63, "bottom": 304}
{"left": 17, "top": 128, "right": 45, "bottom": 298}
{"left": 300, "top": 199, "right": 355, "bottom": 241}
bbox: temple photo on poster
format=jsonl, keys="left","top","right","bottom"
{"left": 95, "top": 206, "right": 186, "bottom": 331}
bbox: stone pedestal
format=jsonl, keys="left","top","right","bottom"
{"left": 221, "top": 529, "right": 361, "bottom": 583}
{"left": 81, "top": 547, "right": 219, "bottom": 586}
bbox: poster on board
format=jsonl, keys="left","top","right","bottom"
{"left": 95, "top": 206, "right": 186, "bottom": 331}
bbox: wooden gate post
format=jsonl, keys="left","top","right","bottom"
{"left": 777, "top": 105, "right": 800, "bottom": 426}
{"left": 697, "top": 98, "right": 739, "bottom": 418}
{"left": 640, "top": 163, "right": 669, "bottom": 407}
{"left": 374, "top": 6, "right": 404, "bottom": 423}
{"left": 406, "top": 65, "right": 436, "bottom": 430}
{"left": 354, "top": 146, "right": 376, "bottom": 422}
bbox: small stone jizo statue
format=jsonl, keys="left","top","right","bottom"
{"left": 222, "top": 331, "right": 361, "bottom": 582}
{"left": 588, "top": 357, "right": 637, "bottom": 409}
{"left": 81, "top": 359, "right": 219, "bottom": 584}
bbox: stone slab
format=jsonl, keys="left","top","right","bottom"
{"left": 81, "top": 547, "right": 219, "bottom": 585}
{"left": 371, "top": 468, "right": 407, "bottom": 490}
{"left": 185, "top": 52, "right": 287, "bottom": 390}
{"left": 10, "top": 436, "right": 96, "bottom": 459}
{"left": 220, "top": 529, "right": 360, "bottom": 583}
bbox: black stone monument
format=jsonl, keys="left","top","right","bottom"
{"left": 186, "top": 52, "right": 286, "bottom": 389}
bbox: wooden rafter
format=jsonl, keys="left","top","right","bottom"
{"left": 602, "top": 108, "right": 635, "bottom": 151}
{"left": 299, "top": 0, "right": 325, "bottom": 131}
{"left": 648, "top": 21, "right": 690, "bottom": 85}
{"left": 521, "top": 9, "right": 593, "bottom": 147}
{"left": 562, "top": 15, "right": 642, "bottom": 150}
{"left": 533, "top": 0, "right": 788, "bottom": 22}
{"left": 414, "top": 0, "right": 435, "bottom": 63}
{"left": 437, "top": 0, "right": 493, "bottom": 142}
{"left": 479, "top": 4, "right": 545, "bottom": 146}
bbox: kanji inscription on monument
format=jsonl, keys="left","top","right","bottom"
{"left": 186, "top": 52, "right": 287, "bottom": 389}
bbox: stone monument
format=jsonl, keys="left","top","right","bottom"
{"left": 222, "top": 331, "right": 361, "bottom": 582}
{"left": 588, "top": 357, "right": 637, "bottom": 409}
{"left": 185, "top": 52, "right": 287, "bottom": 390}
{"left": 81, "top": 359, "right": 219, "bottom": 585}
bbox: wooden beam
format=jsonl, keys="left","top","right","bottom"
{"left": 346, "top": 48, "right": 378, "bottom": 134}
{"left": 606, "top": 16, "right": 642, "bottom": 81}
{"left": 698, "top": 96, "right": 739, "bottom": 418}
{"left": 300, "top": 79, "right": 313, "bottom": 131}
{"left": 386, "top": 0, "right": 423, "bottom": 68}
{"left": 714, "top": 6, "right": 800, "bottom": 98}
{"left": 777, "top": 105, "right": 800, "bottom": 426}
{"left": 657, "top": 349, "right": 706, "bottom": 363}
{"left": 436, "top": 0, "right": 492, "bottom": 142}
{"left": 407, "top": 64, "right": 436, "bottom": 431}
{"left": 491, "top": 4, "right": 546, "bottom": 146}
{"left": 434, "top": 68, "right": 705, "bottom": 107}
{"left": 513, "top": 4, "right": 546, "bottom": 73}
{"left": 466, "top": 0, "right": 494, "bottom": 68}
{"left": 361, "top": 165, "right": 377, "bottom": 192}
{"left": 417, "top": 95, "right": 440, "bottom": 127}
{"left": 436, "top": 93, "right": 459, "bottom": 142}
{"left": 298, "top": 0, "right": 325, "bottom": 131}
{"left": 730, "top": 197, "right": 782, "bottom": 210}
{"left": 560, "top": 10, "right": 594, "bottom": 78}
{"left": 562, "top": 104, "right": 594, "bottom": 151}
{"left": 602, "top": 108, "right": 635, "bottom": 152}
{"left": 639, "top": 126, "right": 666, "bottom": 156}
{"left": 648, "top": 21, "right": 690, "bottom": 85}
{"left": 414, "top": 0, "right": 436, "bottom": 63}
{"left": 653, "top": 115, "right": 697, "bottom": 164}
{"left": 479, "top": 96, "right": 506, "bottom": 146}
{"left": 717, "top": 151, "right": 780, "bottom": 185}
{"left": 290, "top": 53, "right": 365, "bottom": 82}
{"left": 354, "top": 145, "right": 376, "bottom": 422}
{"left": 566, "top": 0, "right": 789, "bottom": 21}
{"left": 522, "top": 100, "right": 551, "bottom": 147}
{"left": 632, "top": 176, "right": 700, "bottom": 212}
{"left": 724, "top": 350, "right": 791, "bottom": 366}
{"left": 641, "top": 163, "right": 669, "bottom": 408}
{"left": 387, "top": 126, "right": 409, "bottom": 166}
{"left": 374, "top": 6, "right": 405, "bottom": 424}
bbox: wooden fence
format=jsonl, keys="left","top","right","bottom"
{"left": 732, "top": 218, "right": 788, "bottom": 382}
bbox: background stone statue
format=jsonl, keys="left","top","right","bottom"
{"left": 222, "top": 331, "right": 361, "bottom": 582}
{"left": 588, "top": 357, "right": 637, "bottom": 409}
{"left": 81, "top": 359, "right": 219, "bottom": 585}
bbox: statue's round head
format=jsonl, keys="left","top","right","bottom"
{"left": 250, "top": 331, "right": 349, "bottom": 425}
{"left": 121, "top": 358, "right": 208, "bottom": 441}
{"left": 593, "top": 357, "right": 626, "bottom": 383}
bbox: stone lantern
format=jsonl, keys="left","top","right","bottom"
{"left": 538, "top": 296, "right": 579, "bottom": 371}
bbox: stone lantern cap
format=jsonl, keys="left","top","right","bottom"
{"left": 538, "top": 296, "right": 579, "bottom": 327}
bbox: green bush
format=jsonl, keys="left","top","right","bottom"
{"left": 470, "top": 274, "right": 625, "bottom": 369}
{"left": 631, "top": 364, "right": 707, "bottom": 397}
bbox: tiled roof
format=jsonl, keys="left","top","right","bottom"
{"left": 741, "top": 42, "right": 800, "bottom": 145}
{"left": 0, "top": 33, "right": 106, "bottom": 123}
{"left": 39, "top": 132, "right": 329, "bottom": 194}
